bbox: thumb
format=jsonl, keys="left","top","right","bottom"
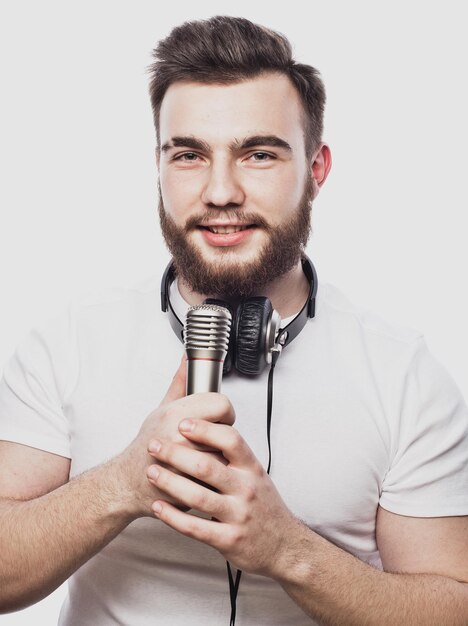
{"left": 161, "top": 354, "right": 186, "bottom": 404}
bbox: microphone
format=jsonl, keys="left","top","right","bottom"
{"left": 184, "top": 303, "right": 239, "bottom": 621}
{"left": 184, "top": 304, "right": 232, "bottom": 395}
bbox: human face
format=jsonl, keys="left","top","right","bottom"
{"left": 157, "top": 73, "right": 314, "bottom": 297}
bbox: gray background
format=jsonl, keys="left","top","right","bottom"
{"left": 0, "top": 1, "right": 466, "bottom": 623}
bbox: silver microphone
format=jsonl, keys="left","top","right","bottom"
{"left": 184, "top": 304, "right": 232, "bottom": 395}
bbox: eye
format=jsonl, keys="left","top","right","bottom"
{"left": 173, "top": 152, "right": 200, "bottom": 162}
{"left": 249, "top": 152, "right": 275, "bottom": 162}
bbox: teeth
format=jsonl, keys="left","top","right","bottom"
{"left": 208, "top": 225, "right": 249, "bottom": 234}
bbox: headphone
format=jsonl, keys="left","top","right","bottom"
{"left": 161, "top": 254, "right": 318, "bottom": 376}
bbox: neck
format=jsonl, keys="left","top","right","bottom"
{"left": 177, "top": 259, "right": 310, "bottom": 319}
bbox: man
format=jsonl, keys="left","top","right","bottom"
{"left": 0, "top": 14, "right": 467, "bottom": 625}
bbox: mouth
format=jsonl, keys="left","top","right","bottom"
{"left": 195, "top": 223, "right": 259, "bottom": 247}
{"left": 196, "top": 224, "right": 257, "bottom": 234}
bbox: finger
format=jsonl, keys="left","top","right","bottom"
{"left": 148, "top": 440, "right": 236, "bottom": 493}
{"left": 161, "top": 354, "right": 187, "bottom": 404}
{"left": 152, "top": 499, "right": 226, "bottom": 549}
{"left": 147, "top": 463, "right": 228, "bottom": 519}
{"left": 163, "top": 392, "right": 235, "bottom": 427}
{"left": 178, "top": 419, "right": 257, "bottom": 467}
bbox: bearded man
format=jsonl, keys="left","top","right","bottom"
{"left": 0, "top": 15, "right": 467, "bottom": 626}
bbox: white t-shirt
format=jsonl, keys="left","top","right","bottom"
{"left": 1, "top": 274, "right": 467, "bottom": 626}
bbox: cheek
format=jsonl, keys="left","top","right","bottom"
{"left": 160, "top": 169, "right": 203, "bottom": 223}
{"left": 247, "top": 169, "right": 305, "bottom": 223}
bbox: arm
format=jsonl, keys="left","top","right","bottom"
{"left": 145, "top": 418, "right": 468, "bottom": 625}
{"left": 0, "top": 359, "right": 235, "bottom": 614}
{"left": 0, "top": 441, "right": 137, "bottom": 614}
{"left": 275, "top": 512, "right": 468, "bottom": 626}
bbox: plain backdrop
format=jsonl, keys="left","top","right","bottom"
{"left": 0, "top": 1, "right": 466, "bottom": 623}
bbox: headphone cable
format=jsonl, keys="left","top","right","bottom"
{"left": 226, "top": 348, "right": 280, "bottom": 624}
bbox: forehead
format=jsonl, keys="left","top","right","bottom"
{"left": 159, "top": 73, "right": 305, "bottom": 148}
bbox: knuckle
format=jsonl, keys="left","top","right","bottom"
{"left": 195, "top": 458, "right": 212, "bottom": 479}
{"left": 235, "top": 497, "right": 253, "bottom": 524}
{"left": 253, "top": 463, "right": 266, "bottom": 480}
{"left": 225, "top": 429, "right": 242, "bottom": 454}
{"left": 157, "top": 441, "right": 172, "bottom": 461}
{"left": 163, "top": 398, "right": 189, "bottom": 422}
{"left": 197, "top": 526, "right": 210, "bottom": 544}
{"left": 227, "top": 526, "right": 244, "bottom": 548}
{"left": 162, "top": 404, "right": 179, "bottom": 422}
{"left": 215, "top": 394, "right": 234, "bottom": 420}
{"left": 185, "top": 518, "right": 199, "bottom": 539}
{"left": 243, "top": 482, "right": 257, "bottom": 504}
{"left": 193, "top": 489, "right": 222, "bottom": 518}
{"left": 156, "top": 469, "right": 169, "bottom": 488}
{"left": 192, "top": 491, "right": 209, "bottom": 511}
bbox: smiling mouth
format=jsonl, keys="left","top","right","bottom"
{"left": 197, "top": 224, "right": 257, "bottom": 234}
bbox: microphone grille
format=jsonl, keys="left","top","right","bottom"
{"left": 184, "top": 305, "right": 232, "bottom": 352}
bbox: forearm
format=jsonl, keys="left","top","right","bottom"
{"left": 0, "top": 454, "right": 138, "bottom": 614}
{"left": 275, "top": 522, "right": 468, "bottom": 626}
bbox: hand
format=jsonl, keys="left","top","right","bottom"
{"left": 146, "top": 418, "right": 301, "bottom": 579}
{"left": 118, "top": 357, "right": 235, "bottom": 518}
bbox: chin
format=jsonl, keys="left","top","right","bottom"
{"left": 191, "top": 230, "right": 264, "bottom": 263}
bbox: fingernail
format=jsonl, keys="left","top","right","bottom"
{"left": 179, "top": 419, "right": 194, "bottom": 432}
{"left": 152, "top": 501, "right": 162, "bottom": 515}
{"left": 148, "top": 440, "right": 161, "bottom": 453}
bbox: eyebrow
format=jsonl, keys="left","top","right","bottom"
{"left": 160, "top": 134, "right": 293, "bottom": 154}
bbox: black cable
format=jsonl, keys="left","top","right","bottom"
{"left": 266, "top": 349, "right": 280, "bottom": 474}
{"left": 227, "top": 562, "right": 242, "bottom": 625}
{"left": 227, "top": 349, "right": 280, "bottom": 624}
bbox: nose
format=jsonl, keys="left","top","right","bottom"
{"left": 200, "top": 158, "right": 245, "bottom": 208}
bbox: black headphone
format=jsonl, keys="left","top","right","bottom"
{"left": 161, "top": 255, "right": 318, "bottom": 376}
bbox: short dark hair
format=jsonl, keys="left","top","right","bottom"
{"left": 147, "top": 15, "right": 326, "bottom": 160}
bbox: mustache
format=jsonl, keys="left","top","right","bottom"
{"left": 184, "top": 209, "right": 271, "bottom": 232}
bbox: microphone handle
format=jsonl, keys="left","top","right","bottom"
{"left": 186, "top": 352, "right": 224, "bottom": 395}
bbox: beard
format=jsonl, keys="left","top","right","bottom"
{"left": 158, "top": 173, "right": 314, "bottom": 298}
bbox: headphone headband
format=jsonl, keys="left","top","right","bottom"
{"left": 161, "top": 260, "right": 184, "bottom": 342}
{"left": 161, "top": 255, "right": 318, "bottom": 349}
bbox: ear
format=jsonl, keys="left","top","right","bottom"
{"left": 310, "top": 143, "right": 332, "bottom": 199}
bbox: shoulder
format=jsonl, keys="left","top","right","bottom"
{"left": 317, "top": 281, "right": 423, "bottom": 348}
{"left": 66, "top": 273, "right": 162, "bottom": 331}
{"left": 14, "top": 273, "right": 163, "bottom": 365}
{"left": 312, "top": 281, "right": 428, "bottom": 390}
{"left": 71, "top": 273, "right": 160, "bottom": 311}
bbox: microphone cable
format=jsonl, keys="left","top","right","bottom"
{"left": 226, "top": 347, "right": 280, "bottom": 625}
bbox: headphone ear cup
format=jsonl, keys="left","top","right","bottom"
{"left": 235, "top": 297, "right": 273, "bottom": 376}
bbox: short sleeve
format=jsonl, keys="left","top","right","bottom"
{"left": 380, "top": 335, "right": 468, "bottom": 517}
{"left": 0, "top": 304, "right": 76, "bottom": 458}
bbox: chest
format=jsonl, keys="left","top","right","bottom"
{"left": 66, "top": 333, "right": 390, "bottom": 544}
